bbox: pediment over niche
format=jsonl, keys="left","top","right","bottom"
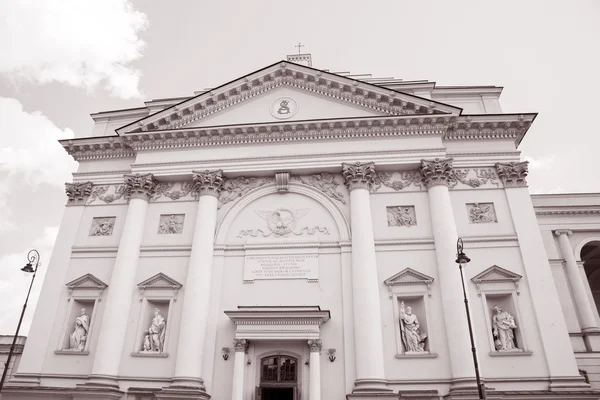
{"left": 137, "top": 273, "right": 183, "bottom": 301}
{"left": 117, "top": 60, "right": 461, "bottom": 135}
{"left": 65, "top": 273, "right": 108, "bottom": 301}
{"left": 471, "top": 265, "right": 522, "bottom": 296}
{"left": 384, "top": 267, "right": 434, "bottom": 297}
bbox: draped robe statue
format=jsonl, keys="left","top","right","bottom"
{"left": 492, "top": 305, "right": 520, "bottom": 351}
{"left": 142, "top": 308, "right": 166, "bottom": 353}
{"left": 399, "top": 302, "right": 428, "bottom": 353}
{"left": 69, "top": 308, "right": 89, "bottom": 351}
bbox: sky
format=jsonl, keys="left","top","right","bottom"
{"left": 0, "top": 0, "right": 599, "bottom": 336}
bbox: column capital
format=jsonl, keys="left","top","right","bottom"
{"left": 124, "top": 173, "right": 158, "bottom": 201}
{"left": 555, "top": 229, "right": 573, "bottom": 237}
{"left": 495, "top": 161, "right": 528, "bottom": 188}
{"left": 65, "top": 181, "right": 93, "bottom": 204}
{"left": 419, "top": 158, "right": 454, "bottom": 188}
{"left": 233, "top": 339, "right": 248, "bottom": 352}
{"left": 307, "top": 339, "right": 322, "bottom": 353}
{"left": 192, "top": 169, "right": 225, "bottom": 198}
{"left": 341, "top": 162, "right": 376, "bottom": 191}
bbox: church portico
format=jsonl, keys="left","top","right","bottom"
{"left": 6, "top": 55, "right": 600, "bottom": 400}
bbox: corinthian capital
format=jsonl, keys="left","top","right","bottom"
{"left": 495, "top": 162, "right": 528, "bottom": 188}
{"left": 65, "top": 181, "right": 93, "bottom": 204}
{"left": 124, "top": 173, "right": 158, "bottom": 201}
{"left": 341, "top": 162, "right": 376, "bottom": 191}
{"left": 554, "top": 229, "right": 573, "bottom": 236}
{"left": 233, "top": 339, "right": 248, "bottom": 352}
{"left": 307, "top": 339, "right": 322, "bottom": 353}
{"left": 419, "top": 158, "right": 454, "bottom": 188}
{"left": 192, "top": 169, "right": 225, "bottom": 197}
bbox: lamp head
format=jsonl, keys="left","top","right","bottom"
{"left": 455, "top": 238, "right": 471, "bottom": 265}
{"left": 21, "top": 263, "right": 34, "bottom": 273}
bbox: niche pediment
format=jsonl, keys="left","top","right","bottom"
{"left": 471, "top": 265, "right": 522, "bottom": 296}
{"left": 137, "top": 273, "right": 183, "bottom": 301}
{"left": 384, "top": 268, "right": 434, "bottom": 297}
{"left": 65, "top": 273, "right": 108, "bottom": 301}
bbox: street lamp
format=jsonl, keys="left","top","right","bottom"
{"left": 456, "top": 238, "right": 486, "bottom": 400}
{"left": 0, "top": 249, "right": 41, "bottom": 393}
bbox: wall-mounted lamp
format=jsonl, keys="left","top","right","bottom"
{"left": 328, "top": 348, "right": 336, "bottom": 362}
{"left": 222, "top": 347, "right": 230, "bottom": 361}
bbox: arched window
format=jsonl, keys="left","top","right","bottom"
{"left": 582, "top": 241, "right": 600, "bottom": 314}
{"left": 260, "top": 355, "right": 297, "bottom": 383}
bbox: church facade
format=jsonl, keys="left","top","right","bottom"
{"left": 4, "top": 55, "right": 600, "bottom": 400}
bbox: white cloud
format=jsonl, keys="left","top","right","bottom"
{"left": 524, "top": 155, "right": 556, "bottom": 170}
{"left": 0, "top": 0, "right": 148, "bottom": 99}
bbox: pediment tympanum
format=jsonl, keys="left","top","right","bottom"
{"left": 471, "top": 265, "right": 522, "bottom": 296}
{"left": 117, "top": 60, "right": 461, "bottom": 135}
{"left": 137, "top": 273, "right": 183, "bottom": 301}
{"left": 384, "top": 267, "right": 435, "bottom": 297}
{"left": 65, "top": 273, "right": 108, "bottom": 301}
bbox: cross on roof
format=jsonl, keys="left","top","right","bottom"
{"left": 295, "top": 42, "right": 305, "bottom": 55}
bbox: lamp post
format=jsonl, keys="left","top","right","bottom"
{"left": 455, "top": 238, "right": 486, "bottom": 400}
{"left": 0, "top": 249, "right": 40, "bottom": 393}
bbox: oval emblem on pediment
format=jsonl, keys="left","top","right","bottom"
{"left": 270, "top": 97, "right": 298, "bottom": 120}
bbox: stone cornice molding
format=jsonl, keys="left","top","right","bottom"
{"left": 445, "top": 114, "right": 536, "bottom": 146}
{"left": 65, "top": 181, "right": 93, "bottom": 204}
{"left": 419, "top": 158, "right": 454, "bottom": 188}
{"left": 341, "top": 161, "right": 376, "bottom": 191}
{"left": 117, "top": 61, "right": 460, "bottom": 134}
{"left": 554, "top": 229, "right": 573, "bottom": 236}
{"left": 535, "top": 208, "right": 600, "bottom": 216}
{"left": 124, "top": 173, "right": 158, "bottom": 201}
{"left": 495, "top": 161, "right": 528, "bottom": 188}
{"left": 307, "top": 339, "right": 322, "bottom": 353}
{"left": 192, "top": 169, "right": 225, "bottom": 198}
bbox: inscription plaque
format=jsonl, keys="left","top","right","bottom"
{"left": 244, "top": 253, "right": 318, "bottom": 282}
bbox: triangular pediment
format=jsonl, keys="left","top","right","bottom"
{"left": 117, "top": 60, "right": 461, "bottom": 134}
{"left": 137, "top": 273, "right": 182, "bottom": 290}
{"left": 384, "top": 267, "right": 434, "bottom": 286}
{"left": 471, "top": 265, "right": 522, "bottom": 283}
{"left": 65, "top": 273, "right": 108, "bottom": 290}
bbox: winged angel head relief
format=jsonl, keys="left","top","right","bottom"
{"left": 237, "top": 208, "right": 330, "bottom": 239}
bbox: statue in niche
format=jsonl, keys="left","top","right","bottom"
{"left": 141, "top": 308, "right": 166, "bottom": 353}
{"left": 69, "top": 308, "right": 89, "bottom": 351}
{"left": 491, "top": 305, "right": 520, "bottom": 351}
{"left": 158, "top": 214, "right": 184, "bottom": 234}
{"left": 387, "top": 206, "right": 416, "bottom": 227}
{"left": 469, "top": 203, "right": 494, "bottom": 224}
{"left": 90, "top": 218, "right": 114, "bottom": 236}
{"left": 399, "top": 301, "right": 428, "bottom": 353}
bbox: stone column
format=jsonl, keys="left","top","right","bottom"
{"left": 308, "top": 339, "right": 322, "bottom": 400}
{"left": 555, "top": 230, "right": 600, "bottom": 333}
{"left": 420, "top": 159, "right": 476, "bottom": 390}
{"left": 171, "top": 170, "right": 224, "bottom": 392}
{"left": 231, "top": 339, "right": 248, "bottom": 400}
{"left": 90, "top": 174, "right": 157, "bottom": 384}
{"left": 341, "top": 162, "right": 390, "bottom": 393}
{"left": 497, "top": 162, "right": 589, "bottom": 390}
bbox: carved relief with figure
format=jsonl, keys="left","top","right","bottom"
{"left": 158, "top": 214, "right": 185, "bottom": 234}
{"left": 387, "top": 206, "right": 417, "bottom": 227}
{"left": 89, "top": 217, "right": 115, "bottom": 236}
{"left": 467, "top": 202, "right": 497, "bottom": 224}
{"left": 237, "top": 208, "right": 329, "bottom": 238}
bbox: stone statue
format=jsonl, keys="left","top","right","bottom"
{"left": 399, "top": 301, "right": 427, "bottom": 353}
{"left": 90, "top": 218, "right": 114, "bottom": 236}
{"left": 141, "top": 308, "right": 166, "bottom": 353}
{"left": 492, "top": 305, "right": 520, "bottom": 351}
{"left": 69, "top": 308, "right": 89, "bottom": 351}
{"left": 469, "top": 203, "right": 493, "bottom": 224}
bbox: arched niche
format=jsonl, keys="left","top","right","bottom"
{"left": 215, "top": 183, "right": 350, "bottom": 245}
{"left": 580, "top": 239, "right": 600, "bottom": 315}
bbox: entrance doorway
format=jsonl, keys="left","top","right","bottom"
{"left": 261, "top": 387, "right": 294, "bottom": 400}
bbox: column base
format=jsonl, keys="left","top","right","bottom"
{"left": 155, "top": 386, "right": 211, "bottom": 400}
{"left": 549, "top": 375, "right": 592, "bottom": 392}
{"left": 352, "top": 378, "right": 393, "bottom": 393}
{"left": 583, "top": 330, "right": 600, "bottom": 352}
{"left": 72, "top": 381, "right": 124, "bottom": 400}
